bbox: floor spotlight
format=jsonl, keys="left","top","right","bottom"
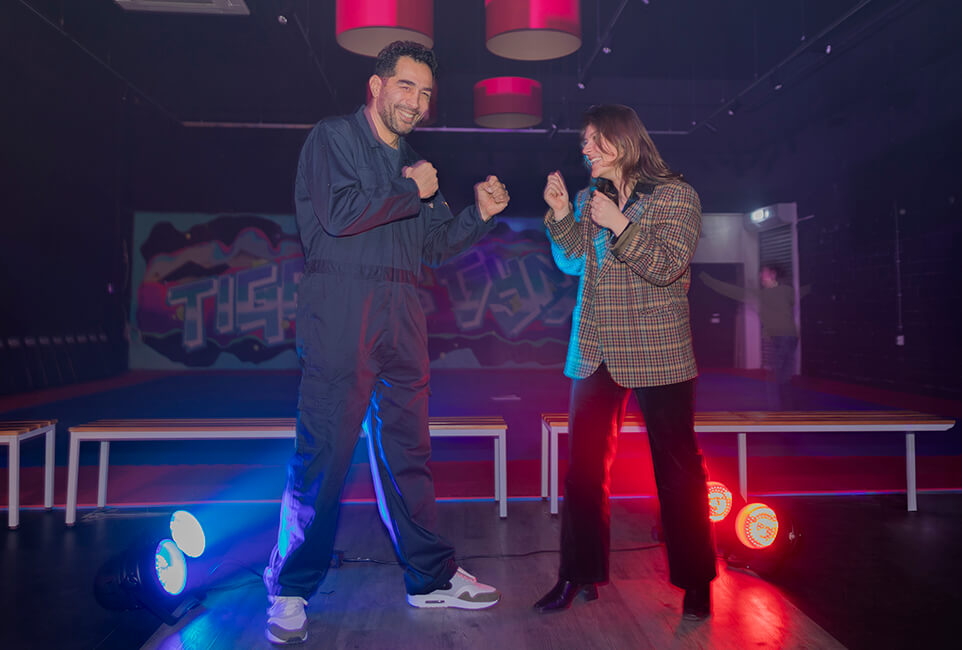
{"left": 707, "top": 481, "right": 733, "bottom": 523}
{"left": 735, "top": 503, "right": 779, "bottom": 549}
{"left": 94, "top": 536, "right": 202, "bottom": 625}
{"left": 722, "top": 501, "right": 801, "bottom": 576}
{"left": 170, "top": 510, "right": 206, "bottom": 559}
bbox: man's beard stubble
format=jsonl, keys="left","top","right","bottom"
{"left": 379, "top": 101, "right": 420, "bottom": 137}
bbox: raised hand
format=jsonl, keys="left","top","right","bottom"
{"left": 475, "top": 175, "right": 509, "bottom": 222}
{"left": 589, "top": 190, "right": 629, "bottom": 236}
{"left": 403, "top": 160, "right": 439, "bottom": 199}
{"left": 543, "top": 171, "right": 569, "bottom": 220}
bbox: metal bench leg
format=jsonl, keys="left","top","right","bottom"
{"left": 550, "top": 426, "right": 559, "bottom": 515}
{"left": 97, "top": 441, "right": 110, "bottom": 509}
{"left": 66, "top": 435, "right": 80, "bottom": 526}
{"left": 906, "top": 432, "right": 917, "bottom": 512}
{"left": 541, "top": 420, "right": 548, "bottom": 500}
{"left": 7, "top": 437, "right": 19, "bottom": 529}
{"left": 737, "top": 432, "right": 748, "bottom": 501}
{"left": 493, "top": 438, "right": 500, "bottom": 503}
{"left": 44, "top": 426, "right": 55, "bottom": 510}
{"left": 497, "top": 433, "right": 507, "bottom": 519}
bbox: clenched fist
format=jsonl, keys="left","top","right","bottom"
{"left": 475, "top": 175, "right": 509, "bottom": 222}
{"left": 543, "top": 171, "right": 569, "bottom": 220}
{"left": 403, "top": 160, "right": 439, "bottom": 199}
{"left": 589, "top": 190, "right": 629, "bottom": 236}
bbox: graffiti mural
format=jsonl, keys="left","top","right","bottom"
{"left": 131, "top": 213, "right": 303, "bottom": 369}
{"left": 130, "top": 213, "right": 575, "bottom": 369}
{"left": 421, "top": 221, "right": 576, "bottom": 368}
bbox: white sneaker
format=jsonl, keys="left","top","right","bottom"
{"left": 406, "top": 568, "right": 501, "bottom": 610}
{"left": 266, "top": 595, "right": 308, "bottom": 644}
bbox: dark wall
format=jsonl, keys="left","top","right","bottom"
{"left": 793, "top": 120, "right": 962, "bottom": 399}
{"left": 745, "top": 3, "right": 962, "bottom": 400}
{"left": 1, "top": 6, "right": 129, "bottom": 391}
{"left": 3, "top": 0, "right": 960, "bottom": 401}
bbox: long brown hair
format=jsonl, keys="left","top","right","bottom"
{"left": 583, "top": 104, "right": 683, "bottom": 187}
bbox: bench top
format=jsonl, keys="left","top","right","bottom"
{"left": 0, "top": 419, "right": 57, "bottom": 436}
{"left": 542, "top": 410, "right": 956, "bottom": 432}
{"left": 69, "top": 415, "right": 506, "bottom": 434}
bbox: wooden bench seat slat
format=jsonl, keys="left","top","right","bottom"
{"left": 0, "top": 419, "right": 57, "bottom": 435}
{"left": 0, "top": 419, "right": 57, "bottom": 426}
{"left": 71, "top": 417, "right": 507, "bottom": 433}
{"left": 543, "top": 411, "right": 954, "bottom": 427}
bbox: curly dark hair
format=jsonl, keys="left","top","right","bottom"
{"left": 373, "top": 41, "right": 438, "bottom": 80}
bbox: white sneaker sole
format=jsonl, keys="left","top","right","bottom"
{"left": 265, "top": 625, "right": 308, "bottom": 645}
{"left": 406, "top": 592, "right": 501, "bottom": 610}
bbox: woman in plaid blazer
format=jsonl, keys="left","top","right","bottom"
{"left": 534, "top": 105, "right": 716, "bottom": 620}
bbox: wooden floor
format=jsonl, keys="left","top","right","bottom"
{"left": 3, "top": 369, "right": 959, "bottom": 648}
{"left": 141, "top": 500, "right": 842, "bottom": 650}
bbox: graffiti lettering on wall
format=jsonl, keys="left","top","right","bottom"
{"left": 421, "top": 222, "right": 576, "bottom": 368}
{"left": 165, "top": 257, "right": 303, "bottom": 351}
{"left": 435, "top": 249, "right": 576, "bottom": 335}
{"left": 131, "top": 215, "right": 577, "bottom": 370}
{"left": 131, "top": 214, "right": 304, "bottom": 368}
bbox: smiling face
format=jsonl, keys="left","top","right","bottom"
{"left": 581, "top": 124, "right": 621, "bottom": 183}
{"left": 370, "top": 55, "right": 433, "bottom": 143}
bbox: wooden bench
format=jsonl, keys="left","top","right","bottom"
{"left": 1, "top": 419, "right": 57, "bottom": 529}
{"left": 541, "top": 410, "right": 956, "bottom": 515}
{"left": 66, "top": 416, "right": 508, "bottom": 525}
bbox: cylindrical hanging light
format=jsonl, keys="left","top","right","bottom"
{"left": 336, "top": 0, "right": 434, "bottom": 58}
{"left": 485, "top": 0, "right": 581, "bottom": 61}
{"left": 474, "top": 77, "right": 542, "bottom": 129}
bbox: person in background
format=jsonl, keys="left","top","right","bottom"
{"left": 699, "top": 265, "right": 809, "bottom": 409}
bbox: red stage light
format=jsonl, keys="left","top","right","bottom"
{"left": 735, "top": 503, "right": 780, "bottom": 549}
{"left": 707, "top": 481, "right": 733, "bottom": 522}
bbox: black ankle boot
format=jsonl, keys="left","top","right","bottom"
{"left": 682, "top": 582, "right": 711, "bottom": 620}
{"left": 533, "top": 579, "right": 599, "bottom": 612}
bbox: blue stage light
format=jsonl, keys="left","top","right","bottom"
{"left": 155, "top": 539, "right": 188, "bottom": 595}
{"left": 95, "top": 534, "right": 201, "bottom": 625}
{"left": 170, "top": 510, "right": 206, "bottom": 558}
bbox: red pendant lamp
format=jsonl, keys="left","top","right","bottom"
{"left": 485, "top": 0, "right": 581, "bottom": 61}
{"left": 474, "top": 77, "right": 542, "bottom": 129}
{"left": 336, "top": 0, "right": 434, "bottom": 58}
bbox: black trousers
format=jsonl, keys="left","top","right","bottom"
{"left": 767, "top": 335, "right": 799, "bottom": 410}
{"left": 264, "top": 273, "right": 457, "bottom": 598}
{"left": 559, "top": 363, "right": 717, "bottom": 589}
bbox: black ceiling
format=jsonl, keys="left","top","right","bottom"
{"left": 7, "top": 0, "right": 941, "bottom": 130}
{"left": 3, "top": 0, "right": 961, "bottom": 216}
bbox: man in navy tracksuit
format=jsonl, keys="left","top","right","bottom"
{"left": 263, "top": 41, "right": 509, "bottom": 644}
